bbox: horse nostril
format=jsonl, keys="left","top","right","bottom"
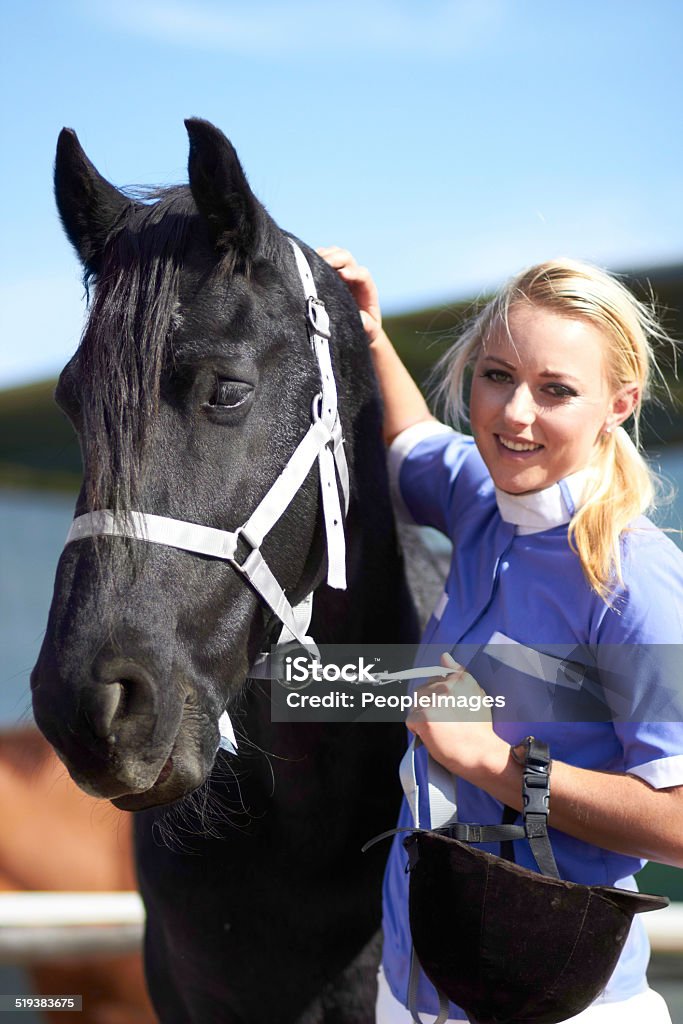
{"left": 83, "top": 661, "right": 158, "bottom": 743}
{"left": 84, "top": 682, "right": 124, "bottom": 739}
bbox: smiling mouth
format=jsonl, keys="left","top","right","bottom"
{"left": 497, "top": 435, "right": 544, "bottom": 453}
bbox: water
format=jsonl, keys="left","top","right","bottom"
{"left": 0, "top": 488, "right": 75, "bottom": 725}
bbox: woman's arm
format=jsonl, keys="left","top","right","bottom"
{"left": 318, "top": 246, "right": 434, "bottom": 445}
{"left": 409, "top": 661, "right": 683, "bottom": 869}
{"left": 473, "top": 739, "right": 683, "bottom": 869}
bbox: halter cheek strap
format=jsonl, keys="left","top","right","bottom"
{"left": 288, "top": 240, "right": 349, "bottom": 591}
{"left": 403, "top": 737, "right": 455, "bottom": 1024}
{"left": 63, "top": 241, "right": 350, "bottom": 755}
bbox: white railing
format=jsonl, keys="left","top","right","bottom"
{"left": 0, "top": 892, "right": 144, "bottom": 963}
{"left": 0, "top": 892, "right": 682, "bottom": 962}
{"left": 645, "top": 902, "right": 683, "bottom": 954}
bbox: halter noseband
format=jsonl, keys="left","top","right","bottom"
{"left": 63, "top": 240, "right": 350, "bottom": 753}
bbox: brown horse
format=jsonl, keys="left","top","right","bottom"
{"left": 0, "top": 726, "right": 155, "bottom": 1024}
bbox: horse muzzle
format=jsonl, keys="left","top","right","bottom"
{"left": 31, "top": 641, "right": 219, "bottom": 806}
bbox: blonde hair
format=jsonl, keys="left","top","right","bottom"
{"left": 433, "top": 258, "right": 674, "bottom": 601}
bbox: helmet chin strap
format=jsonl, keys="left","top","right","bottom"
{"left": 64, "top": 240, "right": 350, "bottom": 757}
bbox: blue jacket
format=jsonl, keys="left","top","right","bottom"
{"left": 382, "top": 423, "right": 683, "bottom": 1018}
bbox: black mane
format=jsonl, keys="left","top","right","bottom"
{"left": 76, "top": 187, "right": 196, "bottom": 512}
{"left": 74, "top": 185, "right": 286, "bottom": 514}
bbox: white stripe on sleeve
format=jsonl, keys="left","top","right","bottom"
{"left": 628, "top": 754, "right": 683, "bottom": 789}
{"left": 387, "top": 421, "right": 454, "bottom": 523}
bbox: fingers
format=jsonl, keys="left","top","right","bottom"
{"left": 317, "top": 245, "right": 383, "bottom": 342}
{"left": 405, "top": 656, "right": 500, "bottom": 775}
{"left": 316, "top": 246, "right": 357, "bottom": 270}
{"left": 440, "top": 651, "right": 464, "bottom": 676}
{"left": 408, "top": 659, "right": 492, "bottom": 727}
{"left": 317, "top": 248, "right": 376, "bottom": 297}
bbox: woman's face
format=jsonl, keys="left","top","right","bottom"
{"left": 469, "top": 303, "right": 636, "bottom": 495}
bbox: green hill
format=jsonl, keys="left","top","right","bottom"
{"left": 1, "top": 262, "right": 682, "bottom": 491}
{"left": 0, "top": 378, "right": 82, "bottom": 491}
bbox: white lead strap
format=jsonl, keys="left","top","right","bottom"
{"left": 401, "top": 736, "right": 455, "bottom": 1024}
{"left": 399, "top": 736, "right": 458, "bottom": 830}
{"left": 64, "top": 242, "right": 350, "bottom": 757}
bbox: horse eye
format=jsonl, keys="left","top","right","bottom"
{"left": 209, "top": 379, "right": 253, "bottom": 409}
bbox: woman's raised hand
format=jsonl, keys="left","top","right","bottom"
{"left": 317, "top": 246, "right": 383, "bottom": 344}
{"left": 318, "top": 245, "right": 434, "bottom": 444}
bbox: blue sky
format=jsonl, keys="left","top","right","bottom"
{"left": 1, "top": 0, "right": 682, "bottom": 388}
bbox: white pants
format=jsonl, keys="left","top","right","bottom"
{"left": 375, "top": 965, "right": 673, "bottom": 1024}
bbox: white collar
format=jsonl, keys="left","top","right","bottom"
{"left": 495, "top": 467, "right": 593, "bottom": 535}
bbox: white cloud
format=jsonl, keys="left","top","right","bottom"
{"left": 85, "top": 0, "right": 506, "bottom": 58}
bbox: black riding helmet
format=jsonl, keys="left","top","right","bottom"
{"left": 366, "top": 737, "right": 668, "bottom": 1024}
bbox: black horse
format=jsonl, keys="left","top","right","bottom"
{"left": 31, "top": 120, "right": 420, "bottom": 1022}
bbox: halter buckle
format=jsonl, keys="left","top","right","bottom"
{"left": 306, "top": 297, "right": 331, "bottom": 339}
{"left": 311, "top": 392, "right": 323, "bottom": 423}
{"left": 232, "top": 524, "right": 261, "bottom": 570}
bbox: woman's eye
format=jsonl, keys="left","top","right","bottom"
{"left": 481, "top": 369, "right": 510, "bottom": 384}
{"left": 545, "top": 384, "right": 577, "bottom": 399}
{"left": 208, "top": 379, "right": 253, "bottom": 408}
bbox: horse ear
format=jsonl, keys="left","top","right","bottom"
{"left": 54, "top": 128, "right": 132, "bottom": 275}
{"left": 185, "top": 118, "right": 261, "bottom": 255}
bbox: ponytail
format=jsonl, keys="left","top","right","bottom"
{"left": 569, "top": 428, "right": 656, "bottom": 600}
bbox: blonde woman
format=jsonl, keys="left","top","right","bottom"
{"left": 320, "top": 248, "right": 683, "bottom": 1024}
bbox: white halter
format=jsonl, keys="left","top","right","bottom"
{"left": 64, "top": 240, "right": 350, "bottom": 754}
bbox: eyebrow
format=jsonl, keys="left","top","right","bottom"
{"left": 480, "top": 355, "right": 582, "bottom": 385}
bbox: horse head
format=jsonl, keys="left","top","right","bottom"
{"left": 31, "top": 120, "right": 395, "bottom": 810}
